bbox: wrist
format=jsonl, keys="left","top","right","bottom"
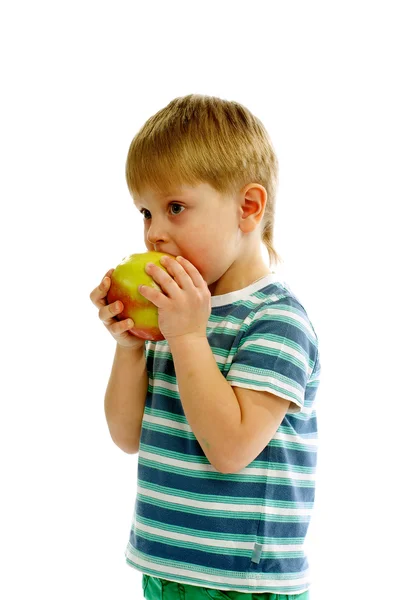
{"left": 116, "top": 342, "right": 145, "bottom": 356}
{"left": 168, "top": 333, "right": 208, "bottom": 350}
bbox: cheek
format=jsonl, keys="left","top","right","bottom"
{"left": 185, "top": 220, "right": 233, "bottom": 278}
{"left": 185, "top": 246, "right": 222, "bottom": 285}
{"left": 183, "top": 243, "right": 211, "bottom": 280}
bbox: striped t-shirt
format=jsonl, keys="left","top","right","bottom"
{"left": 125, "top": 272, "right": 321, "bottom": 595}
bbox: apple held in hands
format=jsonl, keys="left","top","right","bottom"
{"left": 107, "top": 251, "right": 177, "bottom": 341}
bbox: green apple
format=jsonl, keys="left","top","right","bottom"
{"left": 106, "top": 251, "right": 177, "bottom": 341}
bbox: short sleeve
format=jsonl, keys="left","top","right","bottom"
{"left": 226, "top": 302, "right": 319, "bottom": 414}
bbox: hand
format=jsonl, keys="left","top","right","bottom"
{"left": 89, "top": 269, "right": 146, "bottom": 350}
{"left": 139, "top": 256, "right": 211, "bottom": 341}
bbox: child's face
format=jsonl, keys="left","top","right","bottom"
{"left": 133, "top": 182, "right": 268, "bottom": 295}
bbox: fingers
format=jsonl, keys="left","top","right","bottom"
{"left": 148, "top": 256, "right": 205, "bottom": 290}
{"left": 102, "top": 301, "right": 135, "bottom": 336}
{"left": 98, "top": 299, "right": 124, "bottom": 325}
{"left": 100, "top": 268, "right": 114, "bottom": 294}
{"left": 90, "top": 268, "right": 139, "bottom": 343}
{"left": 93, "top": 271, "right": 131, "bottom": 328}
{"left": 108, "top": 315, "right": 135, "bottom": 336}
{"left": 89, "top": 268, "right": 114, "bottom": 306}
{"left": 174, "top": 256, "right": 206, "bottom": 288}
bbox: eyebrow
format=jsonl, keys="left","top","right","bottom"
{"left": 135, "top": 193, "right": 192, "bottom": 209}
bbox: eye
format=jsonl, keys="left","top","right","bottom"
{"left": 139, "top": 203, "right": 185, "bottom": 220}
{"left": 170, "top": 203, "right": 185, "bottom": 216}
{"left": 139, "top": 208, "right": 151, "bottom": 220}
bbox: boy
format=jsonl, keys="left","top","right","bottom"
{"left": 90, "top": 94, "right": 321, "bottom": 599}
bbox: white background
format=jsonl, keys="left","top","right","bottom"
{"left": 1, "top": 1, "right": 399, "bottom": 598}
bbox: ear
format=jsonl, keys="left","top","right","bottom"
{"left": 239, "top": 184, "right": 267, "bottom": 233}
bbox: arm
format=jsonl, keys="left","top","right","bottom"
{"left": 104, "top": 343, "right": 148, "bottom": 454}
{"left": 168, "top": 336, "right": 290, "bottom": 474}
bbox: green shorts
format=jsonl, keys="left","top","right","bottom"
{"left": 142, "top": 574, "right": 309, "bottom": 599}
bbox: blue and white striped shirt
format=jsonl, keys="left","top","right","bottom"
{"left": 125, "top": 272, "right": 321, "bottom": 594}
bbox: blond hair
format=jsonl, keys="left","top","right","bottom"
{"left": 125, "top": 94, "right": 282, "bottom": 268}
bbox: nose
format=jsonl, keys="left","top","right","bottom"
{"left": 146, "top": 219, "right": 169, "bottom": 249}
